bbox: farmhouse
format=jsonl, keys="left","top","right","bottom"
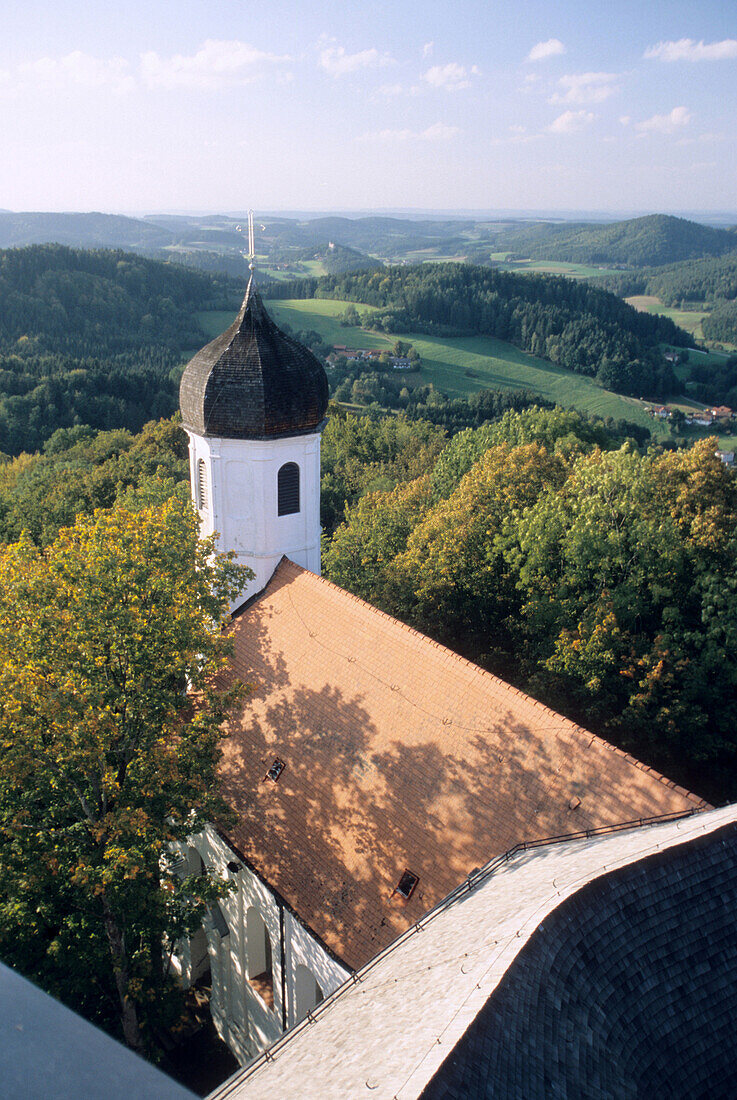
{"left": 177, "top": 278, "right": 733, "bottom": 1091}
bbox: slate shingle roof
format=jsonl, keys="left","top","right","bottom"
{"left": 211, "top": 807, "right": 737, "bottom": 1100}
{"left": 179, "top": 279, "right": 328, "bottom": 440}
{"left": 422, "top": 820, "right": 737, "bottom": 1100}
{"left": 218, "top": 558, "right": 707, "bottom": 971}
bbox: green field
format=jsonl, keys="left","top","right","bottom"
{"left": 492, "top": 258, "right": 625, "bottom": 278}
{"left": 626, "top": 295, "right": 709, "bottom": 340}
{"left": 193, "top": 299, "right": 737, "bottom": 447}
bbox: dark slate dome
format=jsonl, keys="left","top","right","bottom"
{"left": 421, "top": 821, "right": 737, "bottom": 1100}
{"left": 180, "top": 277, "right": 329, "bottom": 440}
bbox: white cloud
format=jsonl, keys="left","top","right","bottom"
{"left": 140, "top": 40, "right": 289, "bottom": 89}
{"left": 318, "top": 43, "right": 394, "bottom": 77}
{"left": 550, "top": 72, "right": 620, "bottom": 105}
{"left": 375, "top": 82, "right": 406, "bottom": 98}
{"left": 422, "top": 121, "right": 460, "bottom": 140}
{"left": 644, "top": 38, "right": 737, "bottom": 62}
{"left": 358, "top": 122, "right": 459, "bottom": 142}
{"left": 636, "top": 106, "right": 692, "bottom": 133}
{"left": 548, "top": 109, "right": 594, "bottom": 133}
{"left": 423, "top": 62, "right": 480, "bottom": 91}
{"left": 619, "top": 115, "right": 631, "bottom": 126}
{"left": 422, "top": 42, "right": 434, "bottom": 58}
{"left": 527, "top": 39, "right": 565, "bottom": 62}
{"left": 16, "top": 51, "right": 134, "bottom": 93}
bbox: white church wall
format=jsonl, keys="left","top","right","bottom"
{"left": 186, "top": 430, "right": 322, "bottom": 608}
{"left": 284, "top": 911, "right": 350, "bottom": 1028}
{"left": 183, "top": 826, "right": 349, "bottom": 1065}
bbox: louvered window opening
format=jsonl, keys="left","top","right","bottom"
{"left": 197, "top": 458, "right": 207, "bottom": 510}
{"left": 278, "top": 462, "right": 300, "bottom": 516}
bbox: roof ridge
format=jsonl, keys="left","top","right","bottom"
{"left": 256, "top": 558, "right": 708, "bottom": 811}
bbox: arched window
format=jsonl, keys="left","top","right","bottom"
{"left": 277, "top": 462, "right": 300, "bottom": 516}
{"left": 246, "top": 907, "right": 274, "bottom": 1008}
{"left": 197, "top": 458, "right": 208, "bottom": 510}
{"left": 294, "top": 964, "right": 324, "bottom": 1022}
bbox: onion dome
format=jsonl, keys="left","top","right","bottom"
{"left": 180, "top": 277, "right": 329, "bottom": 440}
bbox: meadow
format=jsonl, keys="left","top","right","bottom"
{"left": 490, "top": 257, "right": 624, "bottom": 279}
{"left": 194, "top": 299, "right": 736, "bottom": 447}
{"left": 626, "top": 295, "right": 709, "bottom": 341}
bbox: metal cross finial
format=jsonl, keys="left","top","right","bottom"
{"left": 247, "top": 210, "right": 255, "bottom": 271}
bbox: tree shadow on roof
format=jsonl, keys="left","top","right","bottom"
{"left": 217, "top": 567, "right": 701, "bottom": 970}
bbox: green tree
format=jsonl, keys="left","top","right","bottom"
{"left": 0, "top": 494, "right": 248, "bottom": 1053}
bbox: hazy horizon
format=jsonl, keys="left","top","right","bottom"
{"left": 2, "top": 0, "right": 736, "bottom": 213}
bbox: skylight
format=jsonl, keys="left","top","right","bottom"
{"left": 395, "top": 870, "right": 419, "bottom": 900}
{"left": 265, "top": 758, "right": 286, "bottom": 783}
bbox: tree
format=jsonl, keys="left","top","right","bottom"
{"left": 0, "top": 492, "right": 248, "bottom": 1053}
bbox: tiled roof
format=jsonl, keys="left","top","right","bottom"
{"left": 209, "top": 806, "right": 737, "bottom": 1100}
{"left": 179, "top": 279, "right": 328, "bottom": 440}
{"left": 218, "top": 558, "right": 707, "bottom": 970}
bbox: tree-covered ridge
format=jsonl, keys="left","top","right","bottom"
{"left": 0, "top": 211, "right": 177, "bottom": 251}
{"left": 491, "top": 214, "right": 737, "bottom": 267}
{"left": 0, "top": 245, "right": 243, "bottom": 454}
{"left": 594, "top": 251, "right": 737, "bottom": 306}
{"left": 702, "top": 301, "right": 737, "bottom": 344}
{"left": 324, "top": 407, "right": 737, "bottom": 804}
{"left": 268, "top": 262, "right": 689, "bottom": 400}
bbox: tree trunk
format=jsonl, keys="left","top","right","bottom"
{"left": 100, "top": 893, "right": 144, "bottom": 1052}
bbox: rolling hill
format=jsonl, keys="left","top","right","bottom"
{"left": 0, "top": 212, "right": 176, "bottom": 251}
{"left": 491, "top": 214, "right": 737, "bottom": 268}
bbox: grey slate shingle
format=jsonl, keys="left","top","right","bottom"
{"left": 420, "top": 822, "right": 737, "bottom": 1100}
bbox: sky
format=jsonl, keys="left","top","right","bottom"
{"left": 1, "top": 0, "right": 736, "bottom": 215}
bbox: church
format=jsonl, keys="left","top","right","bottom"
{"left": 175, "top": 276, "right": 737, "bottom": 1096}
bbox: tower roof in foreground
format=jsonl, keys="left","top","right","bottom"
{"left": 212, "top": 805, "right": 737, "bottom": 1100}
{"left": 179, "top": 278, "right": 328, "bottom": 440}
{"left": 217, "top": 558, "right": 707, "bottom": 972}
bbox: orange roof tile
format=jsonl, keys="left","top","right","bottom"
{"left": 218, "top": 558, "right": 707, "bottom": 970}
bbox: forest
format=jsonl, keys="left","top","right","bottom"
{"left": 2, "top": 402, "right": 731, "bottom": 809}
{"left": 268, "top": 262, "right": 690, "bottom": 400}
{"left": 487, "top": 214, "right": 737, "bottom": 267}
{"left": 0, "top": 245, "right": 242, "bottom": 454}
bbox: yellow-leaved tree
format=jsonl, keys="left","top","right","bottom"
{"left": 0, "top": 489, "right": 248, "bottom": 1054}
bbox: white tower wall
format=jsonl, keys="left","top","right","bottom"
{"left": 187, "top": 428, "right": 322, "bottom": 609}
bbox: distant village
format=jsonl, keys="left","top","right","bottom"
{"left": 646, "top": 402, "right": 733, "bottom": 427}
{"left": 329, "top": 346, "right": 416, "bottom": 370}
{"left": 644, "top": 401, "right": 735, "bottom": 466}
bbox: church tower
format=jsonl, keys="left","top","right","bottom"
{"left": 179, "top": 275, "right": 329, "bottom": 609}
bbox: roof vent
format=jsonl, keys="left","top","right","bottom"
{"left": 265, "top": 758, "right": 286, "bottom": 783}
{"left": 227, "top": 860, "right": 241, "bottom": 874}
{"left": 395, "top": 869, "right": 419, "bottom": 900}
{"left": 569, "top": 796, "right": 581, "bottom": 810}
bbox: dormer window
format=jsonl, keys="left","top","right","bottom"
{"left": 278, "top": 462, "right": 300, "bottom": 516}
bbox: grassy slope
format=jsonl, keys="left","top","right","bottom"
{"left": 266, "top": 299, "right": 668, "bottom": 437}
{"left": 491, "top": 258, "right": 625, "bottom": 279}
{"left": 626, "top": 295, "right": 709, "bottom": 341}
{"left": 194, "top": 299, "right": 736, "bottom": 447}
